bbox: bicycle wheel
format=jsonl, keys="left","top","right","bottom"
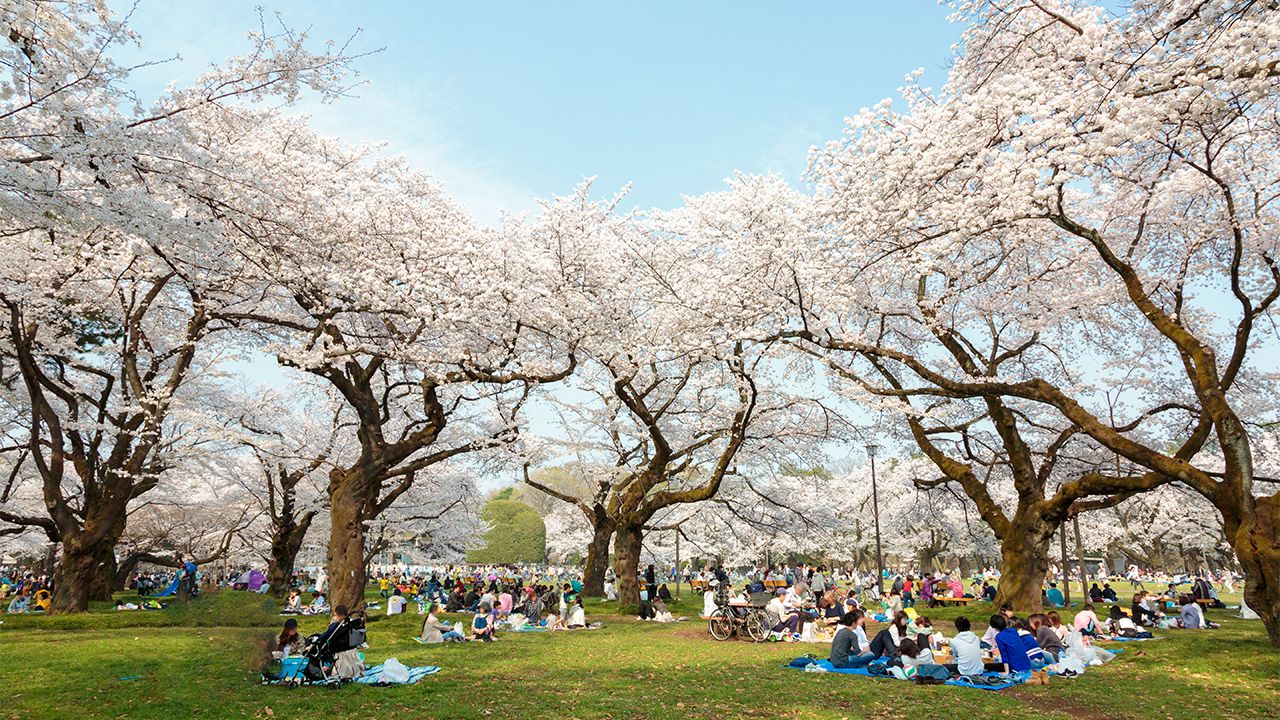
{"left": 708, "top": 609, "right": 733, "bottom": 641}
{"left": 745, "top": 609, "right": 770, "bottom": 642}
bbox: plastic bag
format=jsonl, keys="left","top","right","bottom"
{"left": 381, "top": 658, "right": 410, "bottom": 684}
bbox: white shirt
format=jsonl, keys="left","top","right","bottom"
{"left": 387, "top": 595, "right": 407, "bottom": 615}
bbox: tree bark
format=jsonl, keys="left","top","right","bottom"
{"left": 326, "top": 471, "right": 369, "bottom": 612}
{"left": 267, "top": 513, "right": 315, "bottom": 599}
{"left": 994, "top": 523, "right": 1053, "bottom": 613}
{"left": 581, "top": 517, "right": 615, "bottom": 597}
{"left": 89, "top": 544, "right": 118, "bottom": 601}
{"left": 49, "top": 542, "right": 97, "bottom": 614}
{"left": 611, "top": 523, "right": 644, "bottom": 610}
{"left": 1235, "top": 494, "right": 1280, "bottom": 646}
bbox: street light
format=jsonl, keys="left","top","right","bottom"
{"left": 866, "top": 443, "right": 884, "bottom": 595}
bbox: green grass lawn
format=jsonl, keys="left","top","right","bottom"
{"left": 1, "top": 588, "right": 1275, "bottom": 720}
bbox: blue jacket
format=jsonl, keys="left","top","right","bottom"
{"left": 996, "top": 628, "right": 1031, "bottom": 672}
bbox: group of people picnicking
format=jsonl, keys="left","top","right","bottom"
{"left": 1, "top": 571, "right": 51, "bottom": 613}
{"left": 678, "top": 561, "right": 1231, "bottom": 686}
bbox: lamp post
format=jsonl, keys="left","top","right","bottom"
{"left": 866, "top": 443, "right": 885, "bottom": 595}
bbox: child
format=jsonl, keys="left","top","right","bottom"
{"left": 283, "top": 588, "right": 302, "bottom": 614}
{"left": 472, "top": 602, "right": 494, "bottom": 641}
{"left": 386, "top": 588, "right": 407, "bottom": 615}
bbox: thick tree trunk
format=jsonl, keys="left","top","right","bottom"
{"left": 611, "top": 524, "right": 644, "bottom": 610}
{"left": 1236, "top": 494, "right": 1280, "bottom": 646}
{"left": 89, "top": 544, "right": 117, "bottom": 601}
{"left": 326, "top": 475, "right": 368, "bottom": 612}
{"left": 49, "top": 542, "right": 97, "bottom": 614}
{"left": 994, "top": 523, "right": 1054, "bottom": 613}
{"left": 267, "top": 515, "right": 313, "bottom": 599}
{"left": 581, "top": 518, "right": 614, "bottom": 597}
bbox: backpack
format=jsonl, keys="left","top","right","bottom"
{"left": 867, "top": 662, "right": 893, "bottom": 677}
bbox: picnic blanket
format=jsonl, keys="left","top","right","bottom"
{"left": 1100, "top": 635, "right": 1161, "bottom": 642}
{"left": 353, "top": 663, "right": 440, "bottom": 685}
{"left": 782, "top": 660, "right": 1019, "bottom": 691}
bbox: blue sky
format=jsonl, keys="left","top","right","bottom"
{"left": 111, "top": 1, "right": 963, "bottom": 479}
{"left": 117, "top": 1, "right": 962, "bottom": 221}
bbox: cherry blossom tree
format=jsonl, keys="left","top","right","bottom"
{"left": 0, "top": 1, "right": 364, "bottom": 612}
{"left": 802, "top": 0, "right": 1280, "bottom": 640}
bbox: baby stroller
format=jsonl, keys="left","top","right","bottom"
{"left": 264, "top": 613, "right": 367, "bottom": 687}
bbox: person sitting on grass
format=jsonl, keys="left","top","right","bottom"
{"left": 471, "top": 601, "right": 495, "bottom": 642}
{"left": 981, "top": 581, "right": 997, "bottom": 602}
{"left": 1102, "top": 583, "right": 1118, "bottom": 602}
{"left": 1132, "top": 592, "right": 1161, "bottom": 626}
{"left": 386, "top": 587, "right": 407, "bottom": 616}
{"left": 898, "top": 637, "right": 937, "bottom": 669}
{"left": 520, "top": 587, "right": 543, "bottom": 625}
{"left": 1073, "top": 603, "right": 1102, "bottom": 637}
{"left": 1045, "top": 582, "right": 1066, "bottom": 607}
{"left": 817, "top": 592, "right": 842, "bottom": 625}
{"left": 1046, "top": 610, "right": 1070, "bottom": 643}
{"left": 1180, "top": 594, "right": 1218, "bottom": 629}
{"left": 829, "top": 610, "right": 875, "bottom": 669}
{"left": 567, "top": 596, "right": 587, "bottom": 628}
{"left": 652, "top": 596, "right": 675, "bottom": 623}
{"left": 1013, "top": 616, "right": 1048, "bottom": 669}
{"left": 869, "top": 611, "right": 910, "bottom": 659}
{"left": 948, "top": 616, "right": 1000, "bottom": 676}
{"left": 982, "top": 603, "right": 1015, "bottom": 647}
{"left": 907, "top": 614, "right": 936, "bottom": 650}
{"left": 880, "top": 588, "right": 903, "bottom": 618}
{"left": 273, "top": 618, "right": 301, "bottom": 659}
{"left": 1029, "top": 613, "right": 1062, "bottom": 661}
{"left": 421, "top": 603, "right": 465, "bottom": 643}
{"left": 1089, "top": 583, "right": 1104, "bottom": 603}
{"left": 6, "top": 591, "right": 28, "bottom": 614}
{"left": 302, "top": 592, "right": 328, "bottom": 616}
{"left": 282, "top": 588, "right": 303, "bottom": 615}
{"left": 990, "top": 614, "right": 1032, "bottom": 680}
{"left": 766, "top": 588, "right": 802, "bottom": 640}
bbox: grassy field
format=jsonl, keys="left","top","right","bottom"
{"left": 1, "top": 587, "right": 1276, "bottom": 720}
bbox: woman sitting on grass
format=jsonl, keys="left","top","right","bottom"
{"left": 907, "top": 614, "right": 936, "bottom": 650}
{"left": 1179, "top": 595, "right": 1218, "bottom": 629}
{"left": 1046, "top": 610, "right": 1070, "bottom": 643}
{"left": 421, "top": 603, "right": 465, "bottom": 643}
{"left": 301, "top": 592, "right": 328, "bottom": 616}
{"left": 897, "top": 637, "right": 936, "bottom": 668}
{"left": 6, "top": 591, "right": 28, "bottom": 614}
{"left": 567, "top": 596, "right": 587, "bottom": 628}
{"left": 1073, "top": 604, "right": 1102, "bottom": 637}
{"left": 869, "top": 611, "right": 910, "bottom": 659}
{"left": 273, "top": 618, "right": 301, "bottom": 659}
{"left": 652, "top": 596, "right": 675, "bottom": 623}
{"left": 1029, "top": 613, "right": 1062, "bottom": 661}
